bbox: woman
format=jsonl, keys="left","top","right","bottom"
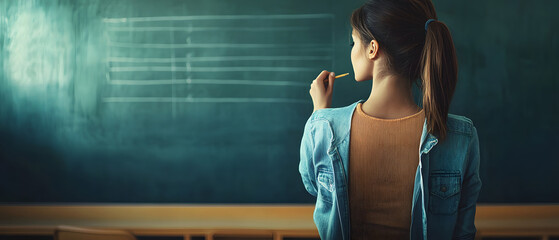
{"left": 299, "top": 0, "right": 482, "bottom": 239}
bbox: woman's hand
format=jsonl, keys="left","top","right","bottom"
{"left": 309, "top": 70, "right": 336, "bottom": 113}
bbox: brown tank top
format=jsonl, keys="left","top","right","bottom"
{"left": 349, "top": 102, "right": 425, "bottom": 239}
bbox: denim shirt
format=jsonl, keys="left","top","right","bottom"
{"left": 299, "top": 99, "right": 482, "bottom": 240}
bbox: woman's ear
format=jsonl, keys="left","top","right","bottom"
{"left": 368, "top": 39, "right": 379, "bottom": 60}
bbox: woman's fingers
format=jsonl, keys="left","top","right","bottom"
{"left": 310, "top": 70, "right": 335, "bottom": 94}
{"left": 313, "top": 70, "right": 330, "bottom": 91}
{"left": 327, "top": 72, "right": 335, "bottom": 94}
{"left": 315, "top": 70, "right": 331, "bottom": 82}
{"left": 309, "top": 70, "right": 335, "bottom": 111}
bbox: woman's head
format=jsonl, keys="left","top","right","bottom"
{"left": 349, "top": 0, "right": 458, "bottom": 141}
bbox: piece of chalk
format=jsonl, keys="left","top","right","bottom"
{"left": 335, "top": 73, "right": 350, "bottom": 78}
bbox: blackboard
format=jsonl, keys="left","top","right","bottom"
{"left": 0, "top": 0, "right": 557, "bottom": 203}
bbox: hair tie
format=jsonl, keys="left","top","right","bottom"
{"left": 425, "top": 19, "right": 436, "bottom": 32}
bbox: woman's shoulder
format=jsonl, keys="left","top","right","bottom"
{"left": 308, "top": 99, "right": 364, "bottom": 123}
{"left": 446, "top": 113, "right": 476, "bottom": 137}
{"left": 304, "top": 100, "right": 364, "bottom": 145}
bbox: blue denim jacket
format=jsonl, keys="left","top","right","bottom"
{"left": 299, "top": 99, "right": 482, "bottom": 240}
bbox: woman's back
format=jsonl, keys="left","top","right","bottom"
{"left": 349, "top": 102, "right": 425, "bottom": 239}
{"left": 299, "top": 100, "right": 481, "bottom": 239}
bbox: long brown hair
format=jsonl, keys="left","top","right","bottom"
{"left": 350, "top": 0, "right": 458, "bottom": 142}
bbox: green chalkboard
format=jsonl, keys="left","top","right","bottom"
{"left": 430, "top": 0, "right": 559, "bottom": 203}
{"left": 0, "top": 0, "right": 557, "bottom": 203}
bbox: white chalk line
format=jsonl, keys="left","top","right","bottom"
{"left": 102, "top": 14, "right": 334, "bottom": 23}
{"left": 106, "top": 56, "right": 332, "bottom": 63}
{"left": 109, "top": 66, "right": 315, "bottom": 72}
{"left": 107, "top": 42, "right": 331, "bottom": 49}
{"left": 103, "top": 97, "right": 307, "bottom": 103}
{"left": 107, "top": 79, "right": 308, "bottom": 87}
{"left": 107, "top": 26, "right": 309, "bottom": 32}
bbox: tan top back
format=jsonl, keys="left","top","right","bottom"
{"left": 349, "top": 102, "right": 425, "bottom": 239}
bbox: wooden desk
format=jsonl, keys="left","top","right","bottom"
{"left": 475, "top": 204, "right": 559, "bottom": 240}
{"left": 0, "top": 204, "right": 318, "bottom": 240}
{"left": 1, "top": 204, "right": 558, "bottom": 239}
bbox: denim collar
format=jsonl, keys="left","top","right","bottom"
{"left": 420, "top": 117, "right": 439, "bottom": 154}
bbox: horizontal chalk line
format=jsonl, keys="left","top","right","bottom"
{"left": 109, "top": 66, "right": 315, "bottom": 72}
{"left": 107, "top": 26, "right": 309, "bottom": 32}
{"left": 108, "top": 79, "right": 308, "bottom": 87}
{"left": 107, "top": 42, "right": 331, "bottom": 49}
{"left": 103, "top": 14, "right": 334, "bottom": 23}
{"left": 103, "top": 97, "right": 307, "bottom": 103}
{"left": 106, "top": 56, "right": 332, "bottom": 63}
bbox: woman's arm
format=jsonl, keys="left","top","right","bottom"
{"left": 301, "top": 69, "right": 335, "bottom": 197}
{"left": 299, "top": 117, "right": 318, "bottom": 197}
{"left": 453, "top": 126, "right": 483, "bottom": 239}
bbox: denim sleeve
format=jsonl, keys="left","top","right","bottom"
{"left": 453, "top": 126, "right": 482, "bottom": 239}
{"left": 299, "top": 117, "right": 317, "bottom": 197}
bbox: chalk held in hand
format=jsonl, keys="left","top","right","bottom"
{"left": 335, "top": 73, "right": 349, "bottom": 78}
{"left": 323, "top": 72, "right": 350, "bottom": 90}
{"left": 323, "top": 72, "right": 349, "bottom": 85}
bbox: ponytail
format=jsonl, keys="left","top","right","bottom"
{"left": 349, "top": 0, "right": 458, "bottom": 142}
{"left": 420, "top": 20, "right": 458, "bottom": 142}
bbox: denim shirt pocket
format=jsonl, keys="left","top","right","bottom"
{"left": 429, "top": 170, "right": 461, "bottom": 215}
{"left": 317, "top": 170, "right": 335, "bottom": 204}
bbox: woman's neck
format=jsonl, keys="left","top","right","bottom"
{"left": 362, "top": 74, "right": 422, "bottom": 119}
